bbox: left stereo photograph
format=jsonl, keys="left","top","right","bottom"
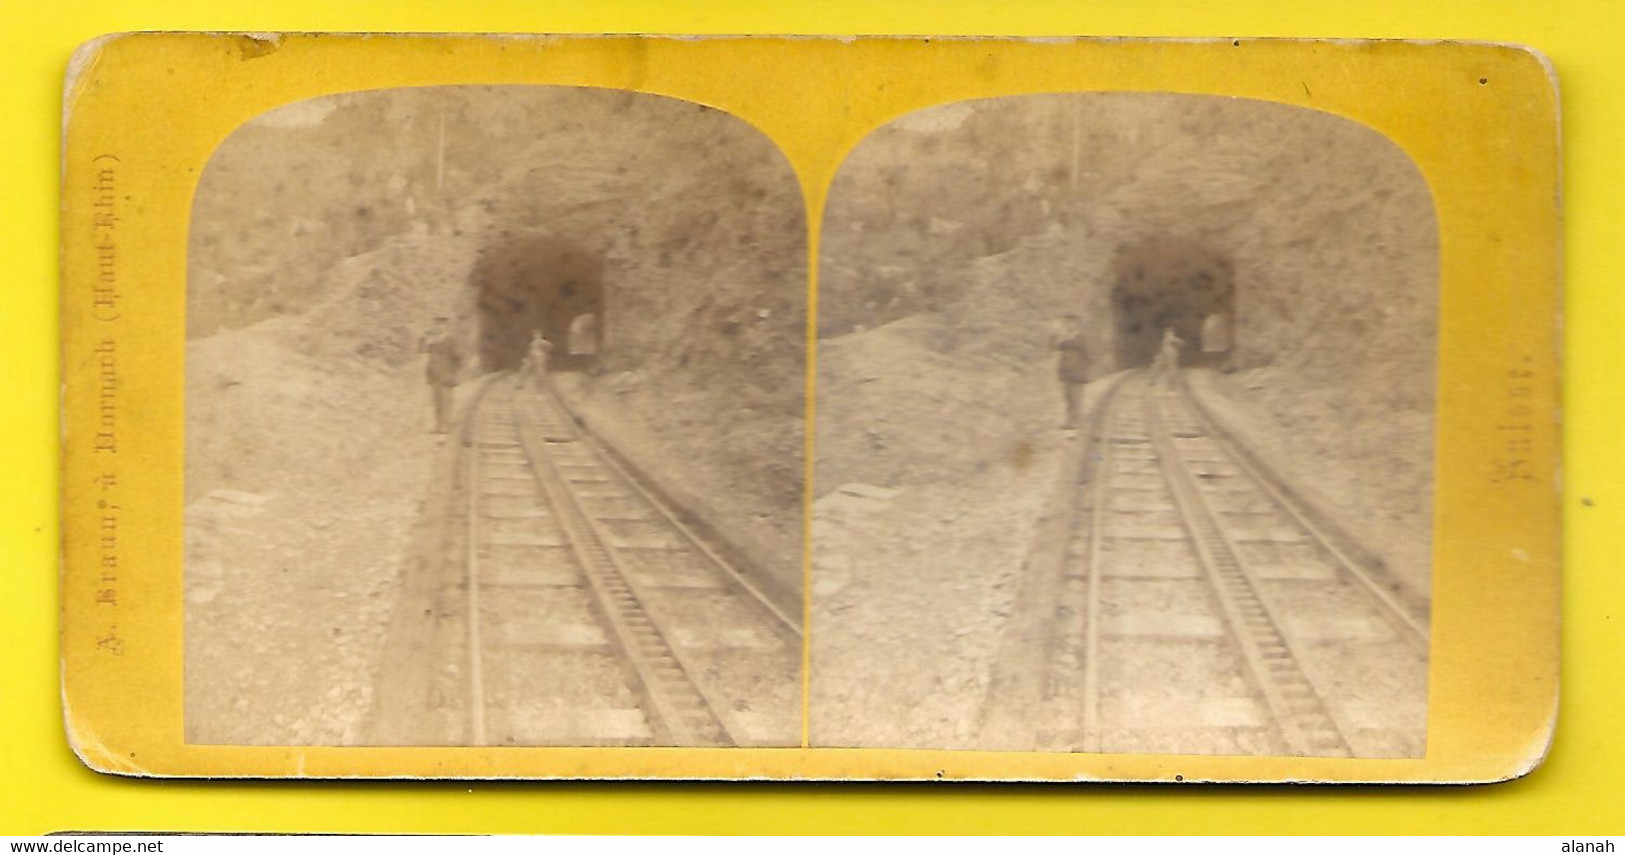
{"left": 182, "top": 86, "right": 807, "bottom": 748}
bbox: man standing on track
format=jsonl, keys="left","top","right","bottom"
{"left": 1055, "top": 313, "right": 1090, "bottom": 430}
{"left": 522, "top": 329, "right": 554, "bottom": 391}
{"left": 418, "top": 316, "right": 461, "bottom": 434}
{"left": 1154, "top": 326, "right": 1185, "bottom": 388}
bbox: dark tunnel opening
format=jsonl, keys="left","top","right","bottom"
{"left": 1110, "top": 239, "right": 1236, "bottom": 369}
{"left": 470, "top": 235, "right": 606, "bottom": 373}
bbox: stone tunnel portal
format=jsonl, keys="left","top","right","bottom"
{"left": 471, "top": 236, "right": 605, "bottom": 373}
{"left": 1110, "top": 239, "right": 1236, "bottom": 370}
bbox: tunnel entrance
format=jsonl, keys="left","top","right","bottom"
{"left": 567, "top": 313, "right": 600, "bottom": 356}
{"left": 471, "top": 236, "right": 605, "bottom": 373}
{"left": 1110, "top": 238, "right": 1236, "bottom": 369}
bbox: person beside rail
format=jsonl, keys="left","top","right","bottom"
{"left": 521, "top": 329, "right": 554, "bottom": 391}
{"left": 1055, "top": 313, "right": 1090, "bottom": 430}
{"left": 1153, "top": 326, "right": 1185, "bottom": 388}
{"left": 418, "top": 316, "right": 462, "bottom": 435}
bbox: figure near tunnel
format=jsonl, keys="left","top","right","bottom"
{"left": 418, "top": 316, "right": 462, "bottom": 434}
{"left": 521, "top": 330, "right": 554, "bottom": 391}
{"left": 1055, "top": 313, "right": 1090, "bottom": 429}
{"left": 1153, "top": 326, "right": 1185, "bottom": 388}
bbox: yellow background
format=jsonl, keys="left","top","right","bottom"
{"left": 8, "top": 0, "right": 1618, "bottom": 835}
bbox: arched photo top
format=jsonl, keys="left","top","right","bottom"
{"left": 823, "top": 92, "right": 1435, "bottom": 312}
{"left": 819, "top": 91, "right": 1438, "bottom": 400}
{"left": 189, "top": 84, "right": 806, "bottom": 342}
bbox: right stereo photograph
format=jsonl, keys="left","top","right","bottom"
{"left": 811, "top": 92, "right": 1436, "bottom": 758}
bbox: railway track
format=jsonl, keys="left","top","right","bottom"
{"left": 988, "top": 369, "right": 1429, "bottom": 758}
{"left": 370, "top": 375, "right": 800, "bottom": 747}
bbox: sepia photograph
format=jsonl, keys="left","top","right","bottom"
{"left": 184, "top": 86, "right": 805, "bottom": 748}
{"left": 811, "top": 93, "right": 1436, "bottom": 756}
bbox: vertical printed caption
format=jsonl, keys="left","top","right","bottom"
{"left": 1490, "top": 356, "right": 1539, "bottom": 487}
{"left": 89, "top": 152, "right": 125, "bottom": 657}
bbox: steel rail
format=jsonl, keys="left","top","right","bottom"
{"left": 364, "top": 373, "right": 506, "bottom": 746}
{"left": 974, "top": 369, "right": 1132, "bottom": 746}
{"left": 565, "top": 410, "right": 802, "bottom": 644}
{"left": 1077, "top": 372, "right": 1136, "bottom": 753}
{"left": 1146, "top": 383, "right": 1353, "bottom": 757}
{"left": 1171, "top": 377, "right": 1430, "bottom": 653}
{"left": 464, "top": 400, "right": 489, "bottom": 746}
{"left": 512, "top": 385, "right": 746, "bottom": 746}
